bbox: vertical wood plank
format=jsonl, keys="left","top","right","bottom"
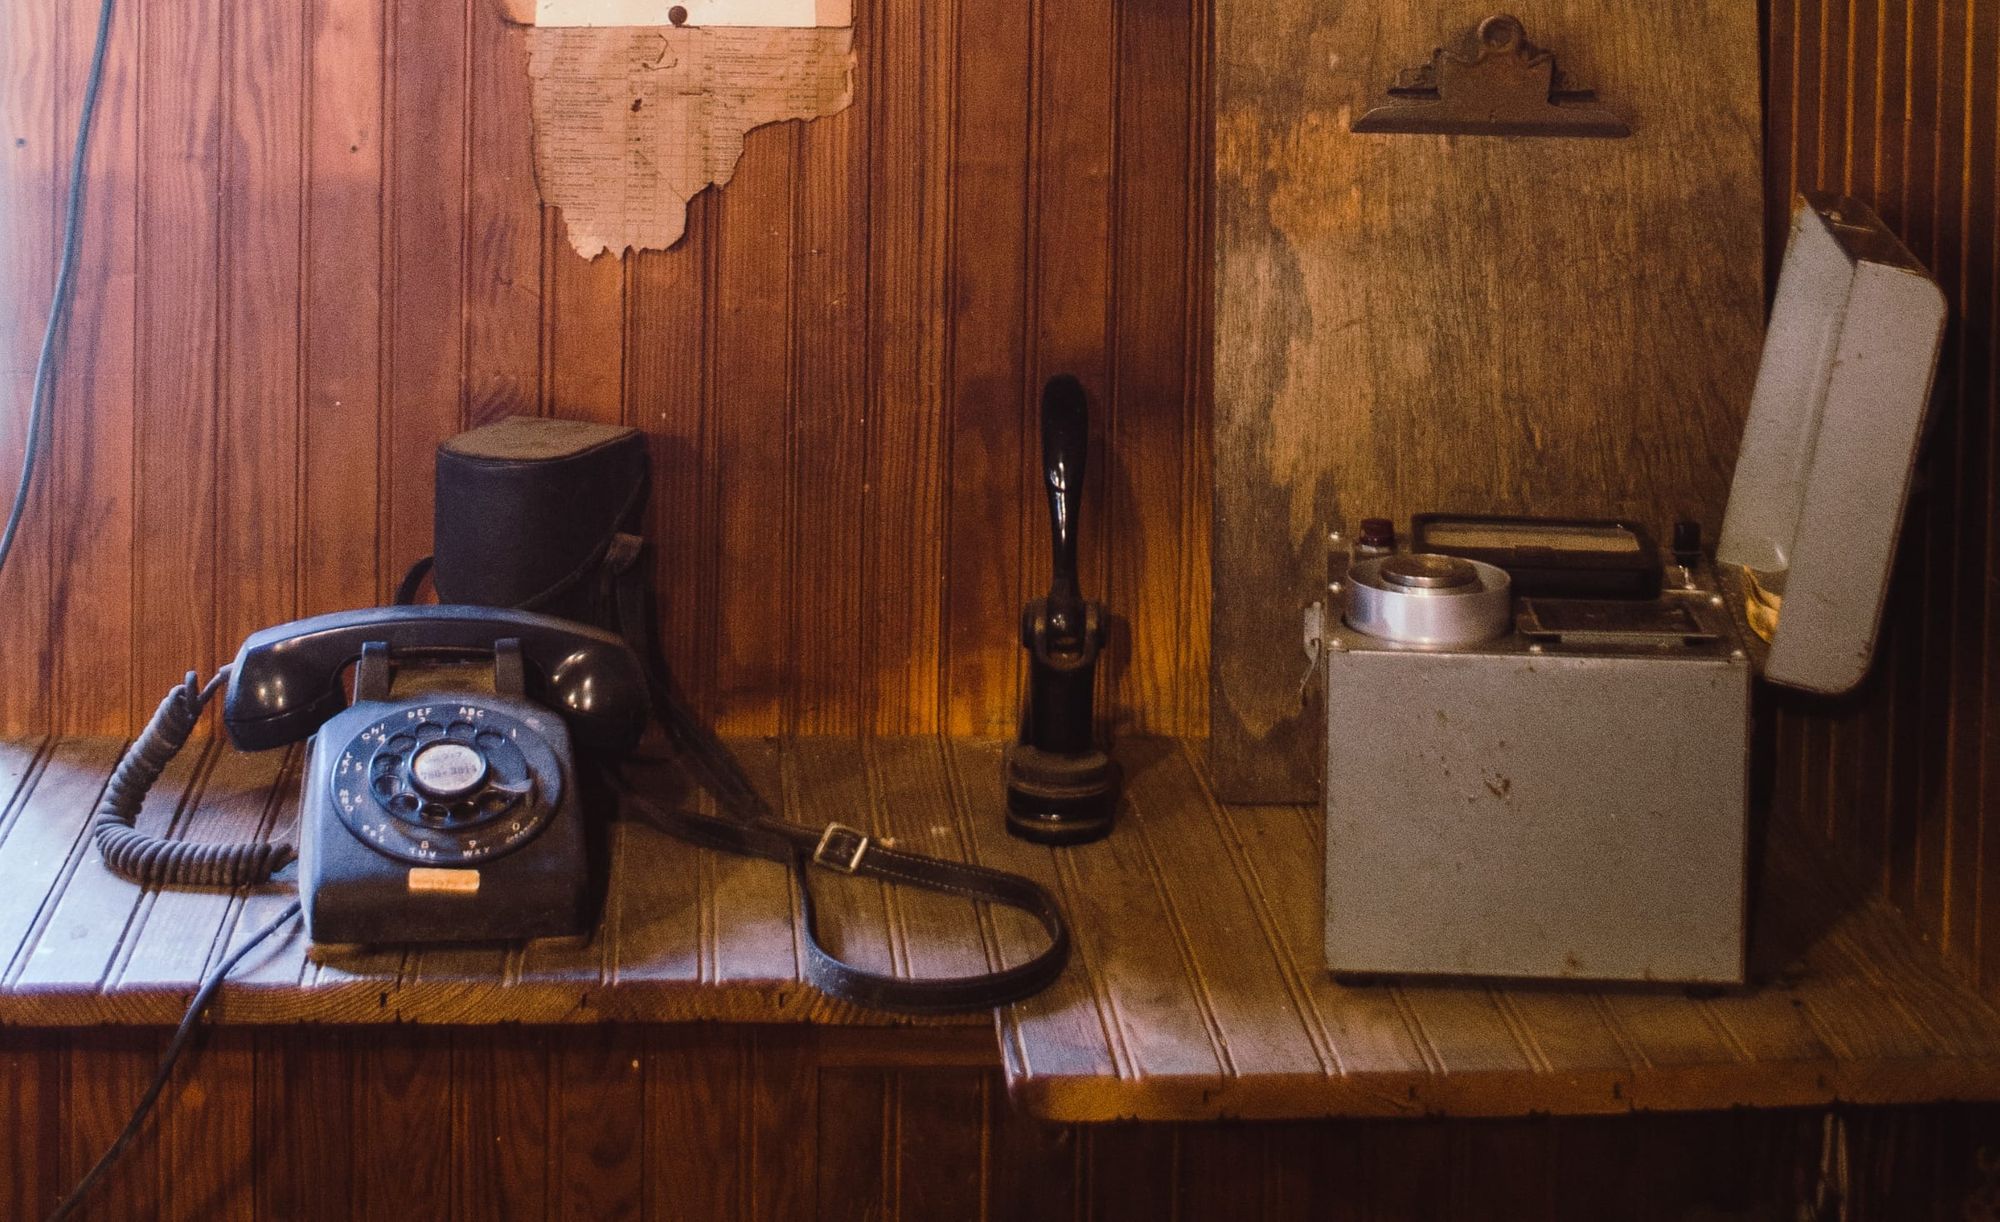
{"left": 0, "top": 1029, "right": 63, "bottom": 1220}
{"left": 0, "top": 0, "right": 57, "bottom": 732}
{"left": 940, "top": 0, "right": 1032, "bottom": 738}
{"left": 215, "top": 0, "right": 307, "bottom": 657}
{"left": 465, "top": 3, "right": 544, "bottom": 425}
{"left": 350, "top": 1028, "right": 454, "bottom": 1221}
{"left": 787, "top": 53, "right": 867, "bottom": 735}
{"left": 382, "top": 0, "right": 470, "bottom": 587}
{"left": 451, "top": 1029, "right": 550, "bottom": 1221}
{"left": 748, "top": 1028, "right": 818, "bottom": 1222}
{"left": 299, "top": 0, "right": 385, "bottom": 620}
{"left": 648, "top": 1025, "right": 748, "bottom": 1222}
{"left": 815, "top": 1065, "right": 889, "bottom": 1222}
{"left": 863, "top": 0, "right": 952, "bottom": 736}
{"left": 61, "top": 1030, "right": 167, "bottom": 1221}
{"left": 252, "top": 1027, "right": 352, "bottom": 1222}
{"left": 49, "top": 0, "right": 138, "bottom": 738}
{"left": 894, "top": 1071, "right": 986, "bottom": 1220}
{"left": 160, "top": 1029, "right": 257, "bottom": 1220}
{"left": 554, "top": 1026, "right": 646, "bottom": 1221}
{"left": 131, "top": 0, "right": 226, "bottom": 723}
{"left": 1107, "top": 0, "right": 1196, "bottom": 736}
{"left": 628, "top": 203, "right": 714, "bottom": 715}
{"left": 709, "top": 125, "right": 795, "bottom": 736}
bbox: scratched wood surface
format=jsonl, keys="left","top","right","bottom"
{"left": 1209, "top": 0, "right": 1767, "bottom": 801}
{"left": 4, "top": 734, "right": 2000, "bottom": 1127}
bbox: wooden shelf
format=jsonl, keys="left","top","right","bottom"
{"left": 3, "top": 735, "right": 1999, "bottom": 1125}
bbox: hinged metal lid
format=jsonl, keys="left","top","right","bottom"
{"left": 1716, "top": 194, "right": 1947, "bottom": 695}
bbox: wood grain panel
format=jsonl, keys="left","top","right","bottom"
{"left": 1759, "top": 0, "right": 2000, "bottom": 1010}
{"left": 0, "top": 0, "right": 1211, "bottom": 741}
{"left": 3, "top": 1024, "right": 2000, "bottom": 1219}
{"left": 1210, "top": 0, "right": 1768, "bottom": 801}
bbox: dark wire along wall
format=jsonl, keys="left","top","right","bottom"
{"left": 1762, "top": 0, "right": 2000, "bottom": 999}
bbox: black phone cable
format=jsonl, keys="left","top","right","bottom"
{"left": 93, "top": 666, "right": 295, "bottom": 886}
{"left": 45, "top": 898, "right": 302, "bottom": 1222}
{"left": 0, "top": 0, "right": 118, "bottom": 581}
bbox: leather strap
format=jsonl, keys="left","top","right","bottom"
{"left": 601, "top": 547, "right": 1069, "bottom": 1014}
{"left": 612, "top": 780, "right": 1071, "bottom": 1015}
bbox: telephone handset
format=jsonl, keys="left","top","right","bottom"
{"left": 96, "top": 605, "right": 648, "bottom": 946}
{"left": 223, "top": 604, "right": 649, "bottom": 754}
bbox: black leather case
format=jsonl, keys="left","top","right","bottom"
{"left": 432, "top": 417, "right": 650, "bottom": 626}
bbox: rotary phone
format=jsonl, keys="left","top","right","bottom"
{"left": 97, "top": 604, "right": 648, "bottom": 947}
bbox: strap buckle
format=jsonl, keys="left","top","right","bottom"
{"left": 811, "top": 822, "right": 871, "bottom": 874}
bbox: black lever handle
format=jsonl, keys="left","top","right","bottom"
{"left": 1041, "top": 374, "right": 1088, "bottom": 632}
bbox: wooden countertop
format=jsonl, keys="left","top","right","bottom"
{"left": 4, "top": 734, "right": 2000, "bottom": 1123}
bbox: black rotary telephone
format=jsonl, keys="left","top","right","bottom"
{"left": 96, "top": 605, "right": 648, "bottom": 946}
{"left": 93, "top": 417, "right": 1072, "bottom": 1016}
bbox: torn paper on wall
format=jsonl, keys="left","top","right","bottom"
{"left": 527, "top": 25, "right": 854, "bottom": 258}
{"left": 534, "top": 0, "right": 851, "bottom": 26}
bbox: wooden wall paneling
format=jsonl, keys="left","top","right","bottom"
{"left": 647, "top": 1026, "right": 749, "bottom": 1222}
{"left": 0, "top": 1029, "right": 63, "bottom": 1219}
{"left": 384, "top": 0, "right": 471, "bottom": 589}
{"left": 0, "top": 0, "right": 56, "bottom": 733}
{"left": 787, "top": 40, "right": 867, "bottom": 736}
{"left": 555, "top": 1026, "right": 648, "bottom": 1220}
{"left": 465, "top": 2, "right": 544, "bottom": 427}
{"left": 214, "top": 0, "right": 307, "bottom": 662}
{"left": 982, "top": 1067, "right": 1076, "bottom": 1222}
{"left": 299, "top": 0, "right": 385, "bottom": 620}
{"left": 159, "top": 1029, "right": 257, "bottom": 1219}
{"left": 1081, "top": 1126, "right": 1178, "bottom": 1222}
{"left": 710, "top": 126, "right": 797, "bottom": 737}
{"left": 450, "top": 1029, "right": 551, "bottom": 1222}
{"left": 61, "top": 1030, "right": 167, "bottom": 1221}
{"left": 50, "top": 0, "right": 138, "bottom": 739}
{"left": 1210, "top": 0, "right": 1767, "bottom": 801}
{"left": 252, "top": 1027, "right": 352, "bottom": 1222}
{"left": 1979, "top": 5, "right": 2000, "bottom": 1002}
{"left": 1174, "top": 1122, "right": 1268, "bottom": 1221}
{"left": 544, "top": 229, "right": 626, "bottom": 428}
{"left": 1448, "top": 1118, "right": 1557, "bottom": 1222}
{"left": 863, "top": 0, "right": 952, "bottom": 737}
{"left": 939, "top": 0, "right": 1031, "bottom": 739}
{"left": 351, "top": 1026, "right": 456, "bottom": 1220}
{"left": 747, "top": 1027, "right": 818, "bottom": 1221}
{"left": 1938, "top": 0, "right": 1988, "bottom": 983}
{"left": 893, "top": 1070, "right": 987, "bottom": 1219}
{"left": 813, "top": 1064, "right": 888, "bottom": 1222}
{"left": 629, "top": 193, "right": 714, "bottom": 712}
{"left": 1030, "top": 0, "right": 1116, "bottom": 730}
{"left": 1108, "top": 0, "right": 1200, "bottom": 736}
{"left": 132, "top": 0, "right": 226, "bottom": 726}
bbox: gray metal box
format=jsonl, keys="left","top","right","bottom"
{"left": 1322, "top": 622, "right": 1749, "bottom": 983}
{"left": 1313, "top": 195, "right": 1942, "bottom": 986}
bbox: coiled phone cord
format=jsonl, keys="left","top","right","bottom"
{"left": 92, "top": 666, "right": 296, "bottom": 886}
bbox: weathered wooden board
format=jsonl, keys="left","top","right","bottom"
{"left": 1210, "top": 1, "right": 1766, "bottom": 800}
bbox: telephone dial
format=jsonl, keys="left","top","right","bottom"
{"left": 100, "top": 605, "right": 648, "bottom": 947}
